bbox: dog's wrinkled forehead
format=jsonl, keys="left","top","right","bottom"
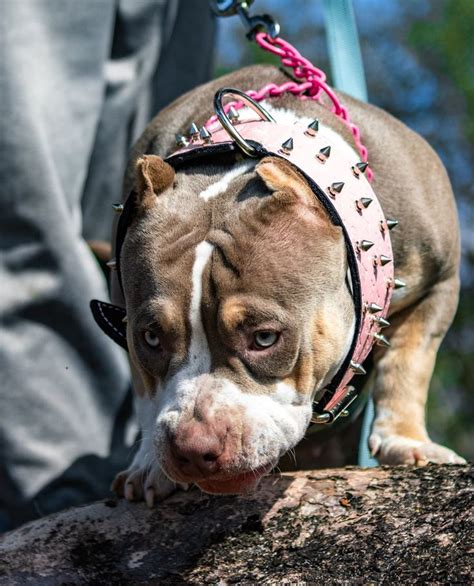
{"left": 121, "top": 155, "right": 345, "bottom": 312}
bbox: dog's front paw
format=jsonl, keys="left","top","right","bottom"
{"left": 368, "top": 433, "right": 466, "bottom": 466}
{"left": 111, "top": 463, "right": 188, "bottom": 508}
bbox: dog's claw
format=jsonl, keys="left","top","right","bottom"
{"left": 125, "top": 482, "right": 135, "bottom": 502}
{"left": 413, "top": 451, "right": 429, "bottom": 467}
{"left": 110, "top": 472, "right": 125, "bottom": 497}
{"left": 368, "top": 434, "right": 382, "bottom": 457}
{"left": 146, "top": 487, "right": 155, "bottom": 509}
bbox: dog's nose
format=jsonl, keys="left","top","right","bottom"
{"left": 169, "top": 423, "right": 224, "bottom": 477}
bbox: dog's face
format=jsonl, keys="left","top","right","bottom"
{"left": 121, "top": 155, "right": 354, "bottom": 493}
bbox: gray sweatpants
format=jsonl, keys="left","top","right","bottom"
{"left": 0, "top": 0, "right": 215, "bottom": 530}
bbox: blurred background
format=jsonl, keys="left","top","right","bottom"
{"left": 214, "top": 0, "right": 474, "bottom": 459}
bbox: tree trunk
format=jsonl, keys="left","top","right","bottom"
{"left": 0, "top": 465, "right": 472, "bottom": 584}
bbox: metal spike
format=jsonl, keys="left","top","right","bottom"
{"left": 356, "top": 197, "right": 372, "bottom": 210}
{"left": 330, "top": 181, "right": 345, "bottom": 195}
{"left": 358, "top": 240, "right": 375, "bottom": 252}
{"left": 380, "top": 255, "right": 392, "bottom": 266}
{"left": 386, "top": 218, "right": 399, "bottom": 230}
{"left": 189, "top": 122, "right": 200, "bottom": 140}
{"left": 279, "top": 137, "right": 294, "bottom": 155}
{"left": 112, "top": 203, "right": 124, "bottom": 214}
{"left": 367, "top": 302, "right": 383, "bottom": 314}
{"left": 304, "top": 119, "right": 319, "bottom": 137}
{"left": 228, "top": 106, "right": 239, "bottom": 123}
{"left": 122, "top": 316, "right": 128, "bottom": 324}
{"left": 350, "top": 361, "right": 367, "bottom": 375}
{"left": 199, "top": 126, "right": 212, "bottom": 143}
{"left": 373, "top": 333, "right": 391, "bottom": 348}
{"left": 394, "top": 278, "right": 406, "bottom": 289}
{"left": 317, "top": 145, "right": 331, "bottom": 162}
{"left": 352, "top": 161, "right": 368, "bottom": 177}
{"left": 374, "top": 316, "right": 390, "bottom": 328}
{"left": 175, "top": 134, "right": 188, "bottom": 148}
{"left": 106, "top": 259, "right": 117, "bottom": 271}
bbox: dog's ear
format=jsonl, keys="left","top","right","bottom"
{"left": 256, "top": 156, "right": 317, "bottom": 209}
{"left": 255, "top": 156, "right": 341, "bottom": 237}
{"left": 90, "top": 300, "right": 128, "bottom": 351}
{"left": 135, "top": 155, "right": 175, "bottom": 210}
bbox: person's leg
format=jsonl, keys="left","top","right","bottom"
{"left": 82, "top": 0, "right": 171, "bottom": 244}
{"left": 0, "top": 0, "right": 132, "bottom": 530}
{"left": 151, "top": 0, "right": 217, "bottom": 115}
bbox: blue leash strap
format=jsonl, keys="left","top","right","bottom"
{"left": 322, "top": 0, "right": 368, "bottom": 102}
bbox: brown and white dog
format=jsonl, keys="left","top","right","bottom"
{"left": 106, "top": 65, "right": 465, "bottom": 506}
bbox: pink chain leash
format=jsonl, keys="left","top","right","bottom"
{"left": 206, "top": 32, "right": 373, "bottom": 181}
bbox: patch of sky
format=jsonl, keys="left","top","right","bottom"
{"left": 369, "top": 42, "right": 437, "bottom": 109}
{"left": 355, "top": 0, "right": 404, "bottom": 32}
{"left": 216, "top": 19, "right": 243, "bottom": 67}
{"left": 355, "top": 0, "right": 431, "bottom": 34}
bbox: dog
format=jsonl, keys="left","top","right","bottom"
{"left": 100, "top": 64, "right": 465, "bottom": 506}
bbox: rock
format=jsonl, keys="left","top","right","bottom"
{"left": 0, "top": 465, "right": 472, "bottom": 584}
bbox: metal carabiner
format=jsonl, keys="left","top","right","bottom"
{"left": 213, "top": 87, "right": 275, "bottom": 157}
{"left": 210, "top": 0, "right": 280, "bottom": 39}
{"left": 209, "top": 0, "right": 255, "bottom": 16}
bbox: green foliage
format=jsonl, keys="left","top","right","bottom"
{"left": 409, "top": 0, "right": 474, "bottom": 143}
{"left": 409, "top": 0, "right": 474, "bottom": 460}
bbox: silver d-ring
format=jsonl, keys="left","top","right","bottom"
{"left": 213, "top": 87, "right": 275, "bottom": 157}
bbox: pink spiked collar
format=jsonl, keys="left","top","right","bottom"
{"left": 89, "top": 26, "right": 400, "bottom": 424}
{"left": 168, "top": 88, "right": 395, "bottom": 423}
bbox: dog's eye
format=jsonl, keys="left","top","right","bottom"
{"left": 253, "top": 330, "right": 278, "bottom": 349}
{"left": 144, "top": 330, "right": 160, "bottom": 348}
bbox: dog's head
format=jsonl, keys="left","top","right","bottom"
{"left": 121, "top": 154, "right": 354, "bottom": 493}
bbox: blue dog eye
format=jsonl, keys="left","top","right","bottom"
{"left": 144, "top": 330, "right": 160, "bottom": 348}
{"left": 254, "top": 331, "right": 278, "bottom": 348}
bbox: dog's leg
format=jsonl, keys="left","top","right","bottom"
{"left": 111, "top": 395, "right": 188, "bottom": 507}
{"left": 369, "top": 274, "right": 466, "bottom": 465}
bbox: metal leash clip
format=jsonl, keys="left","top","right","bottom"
{"left": 210, "top": 0, "right": 280, "bottom": 39}
{"left": 213, "top": 87, "right": 275, "bottom": 156}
